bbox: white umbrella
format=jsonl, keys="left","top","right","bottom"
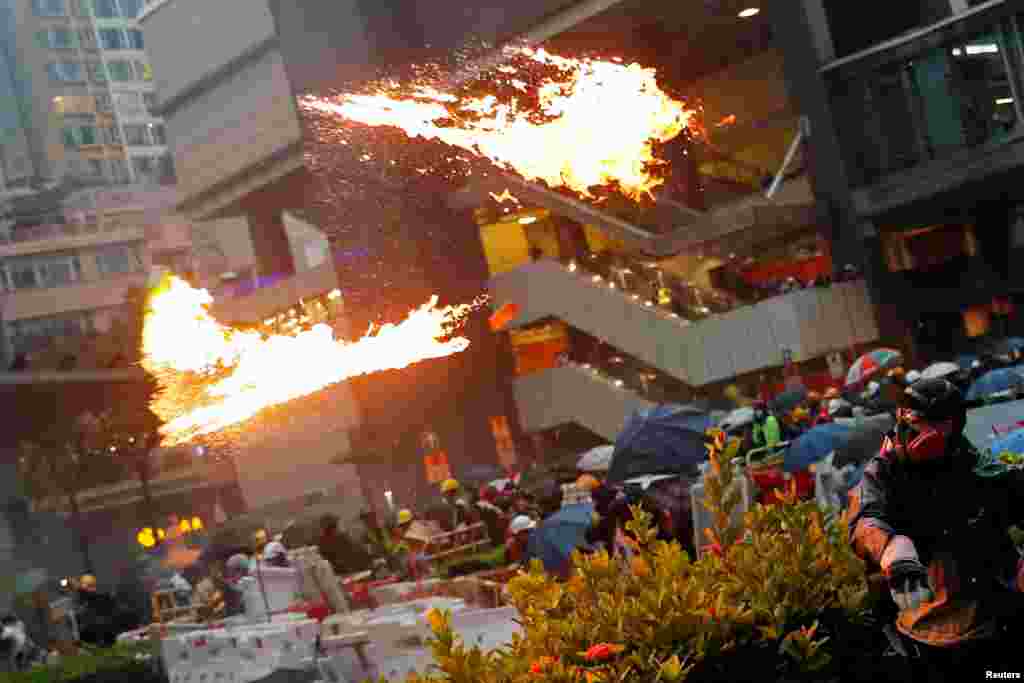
{"left": 718, "top": 407, "right": 756, "bottom": 432}
{"left": 577, "top": 445, "right": 614, "bottom": 473}
{"left": 920, "top": 362, "right": 960, "bottom": 381}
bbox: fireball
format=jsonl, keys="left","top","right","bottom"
{"left": 300, "top": 48, "right": 697, "bottom": 201}
{"left": 142, "top": 275, "right": 484, "bottom": 446}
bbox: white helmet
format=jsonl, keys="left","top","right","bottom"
{"left": 509, "top": 515, "right": 536, "bottom": 535}
{"left": 905, "top": 370, "right": 922, "bottom": 385}
{"left": 263, "top": 541, "right": 287, "bottom": 561}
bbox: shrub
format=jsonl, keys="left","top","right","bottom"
{"left": 0, "top": 642, "right": 159, "bottom": 683}
{"left": 400, "top": 441, "right": 875, "bottom": 683}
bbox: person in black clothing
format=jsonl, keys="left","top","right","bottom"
{"left": 75, "top": 575, "right": 132, "bottom": 647}
{"left": 317, "top": 514, "right": 373, "bottom": 577}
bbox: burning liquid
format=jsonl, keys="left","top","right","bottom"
{"left": 142, "top": 276, "right": 484, "bottom": 446}
{"left": 300, "top": 48, "right": 697, "bottom": 201}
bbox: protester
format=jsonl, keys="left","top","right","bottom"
{"left": 75, "top": 574, "right": 130, "bottom": 647}
{"left": 317, "top": 514, "right": 373, "bottom": 577}
{"left": 506, "top": 515, "right": 537, "bottom": 565}
{"left": 14, "top": 572, "right": 76, "bottom": 660}
{"left": 475, "top": 487, "right": 507, "bottom": 546}
{"left": 439, "top": 479, "right": 475, "bottom": 531}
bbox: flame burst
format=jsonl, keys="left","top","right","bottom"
{"left": 300, "top": 48, "right": 696, "bottom": 201}
{"left": 142, "top": 276, "right": 484, "bottom": 446}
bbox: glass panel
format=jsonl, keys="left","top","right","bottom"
{"left": 126, "top": 29, "right": 144, "bottom": 49}
{"left": 107, "top": 60, "right": 133, "bottom": 81}
{"left": 33, "top": 0, "right": 65, "bottom": 16}
{"left": 87, "top": 61, "right": 107, "bottom": 83}
{"left": 119, "top": 0, "right": 141, "bottom": 17}
{"left": 99, "top": 28, "right": 125, "bottom": 50}
{"left": 92, "top": 0, "right": 117, "bottom": 17}
{"left": 79, "top": 125, "right": 96, "bottom": 145}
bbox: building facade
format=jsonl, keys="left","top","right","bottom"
{"left": 0, "top": 0, "right": 173, "bottom": 188}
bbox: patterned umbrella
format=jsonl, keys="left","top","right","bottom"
{"left": 845, "top": 349, "right": 903, "bottom": 389}
{"left": 920, "top": 362, "right": 961, "bottom": 381}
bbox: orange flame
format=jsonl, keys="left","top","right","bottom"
{"left": 716, "top": 114, "right": 737, "bottom": 127}
{"left": 300, "top": 48, "right": 696, "bottom": 201}
{"left": 142, "top": 276, "right": 484, "bottom": 446}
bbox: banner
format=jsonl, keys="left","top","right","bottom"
{"left": 490, "top": 416, "right": 518, "bottom": 470}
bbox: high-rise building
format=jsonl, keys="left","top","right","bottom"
{"left": 0, "top": 0, "right": 174, "bottom": 188}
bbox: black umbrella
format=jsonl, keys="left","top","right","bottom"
{"left": 607, "top": 404, "right": 714, "bottom": 484}
{"left": 831, "top": 415, "right": 895, "bottom": 469}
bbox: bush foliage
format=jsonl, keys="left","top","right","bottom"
{"left": 401, "top": 439, "right": 878, "bottom": 683}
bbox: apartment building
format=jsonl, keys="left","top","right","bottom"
{"left": 0, "top": 183, "right": 187, "bottom": 366}
{"left": 0, "top": 0, "right": 173, "bottom": 188}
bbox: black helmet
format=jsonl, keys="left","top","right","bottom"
{"left": 902, "top": 378, "right": 964, "bottom": 420}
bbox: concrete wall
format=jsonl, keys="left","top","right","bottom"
{"left": 2, "top": 271, "right": 147, "bottom": 321}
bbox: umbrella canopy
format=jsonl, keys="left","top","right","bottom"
{"left": 524, "top": 503, "right": 593, "bottom": 578}
{"left": 988, "top": 429, "right": 1024, "bottom": 457}
{"left": 718, "top": 407, "right": 756, "bottom": 433}
{"left": 784, "top": 422, "right": 853, "bottom": 473}
{"left": 607, "top": 404, "right": 714, "bottom": 484}
{"left": 920, "top": 362, "right": 961, "bottom": 381}
{"left": 846, "top": 349, "right": 903, "bottom": 389}
{"left": 956, "top": 354, "right": 980, "bottom": 371}
{"left": 577, "top": 445, "right": 614, "bottom": 473}
{"left": 966, "top": 368, "right": 1024, "bottom": 401}
{"left": 518, "top": 452, "right": 579, "bottom": 495}
{"left": 460, "top": 463, "right": 507, "bottom": 487}
{"left": 771, "top": 387, "right": 808, "bottom": 415}
{"left": 831, "top": 415, "right": 895, "bottom": 469}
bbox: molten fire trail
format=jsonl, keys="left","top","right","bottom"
{"left": 142, "top": 276, "right": 486, "bottom": 446}
{"left": 300, "top": 48, "right": 698, "bottom": 201}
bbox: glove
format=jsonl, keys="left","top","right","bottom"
{"left": 888, "top": 559, "right": 933, "bottom": 611}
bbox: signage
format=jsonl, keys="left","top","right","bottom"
{"left": 423, "top": 451, "right": 451, "bottom": 483}
{"left": 490, "top": 416, "right": 518, "bottom": 470}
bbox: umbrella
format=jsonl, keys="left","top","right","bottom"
{"left": 980, "top": 337, "right": 1024, "bottom": 361}
{"left": 607, "top": 404, "right": 714, "bottom": 484}
{"left": 966, "top": 368, "right": 1024, "bottom": 401}
{"left": 577, "top": 445, "right": 614, "bottom": 473}
{"left": 771, "top": 387, "right": 808, "bottom": 415}
{"left": 920, "top": 362, "right": 961, "bottom": 381}
{"left": 988, "top": 429, "right": 1024, "bottom": 456}
{"left": 718, "top": 407, "right": 756, "bottom": 433}
{"left": 846, "top": 349, "right": 903, "bottom": 389}
{"left": 956, "top": 354, "right": 979, "bottom": 371}
{"left": 783, "top": 422, "right": 852, "bottom": 473}
{"left": 524, "top": 503, "right": 593, "bottom": 578}
{"left": 460, "top": 463, "right": 506, "bottom": 486}
{"left": 831, "top": 415, "right": 895, "bottom": 469}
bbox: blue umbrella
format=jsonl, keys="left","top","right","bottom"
{"left": 988, "top": 429, "right": 1024, "bottom": 456}
{"left": 784, "top": 422, "right": 852, "bottom": 473}
{"left": 525, "top": 503, "right": 593, "bottom": 578}
{"left": 966, "top": 368, "right": 1024, "bottom": 401}
{"left": 956, "top": 354, "right": 979, "bottom": 371}
{"left": 607, "top": 404, "right": 714, "bottom": 484}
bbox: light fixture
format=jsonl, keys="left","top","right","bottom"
{"left": 996, "top": 98, "right": 1015, "bottom": 105}
{"left": 738, "top": 7, "right": 760, "bottom": 18}
{"left": 518, "top": 216, "right": 538, "bottom": 225}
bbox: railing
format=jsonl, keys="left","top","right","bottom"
{"left": 825, "top": 5, "right": 1024, "bottom": 187}
{"left": 0, "top": 219, "right": 145, "bottom": 246}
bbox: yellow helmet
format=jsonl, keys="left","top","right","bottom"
{"left": 79, "top": 574, "right": 97, "bottom": 590}
{"left": 440, "top": 479, "right": 459, "bottom": 494}
{"left": 724, "top": 384, "right": 739, "bottom": 401}
{"left": 397, "top": 509, "right": 413, "bottom": 526}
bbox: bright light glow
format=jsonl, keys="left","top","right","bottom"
{"left": 996, "top": 98, "right": 1015, "bottom": 105}
{"left": 518, "top": 216, "right": 538, "bottom": 225}
{"left": 301, "top": 47, "right": 699, "bottom": 202}
{"left": 963, "top": 44, "right": 999, "bottom": 55}
{"left": 738, "top": 7, "right": 760, "bottom": 18}
{"left": 142, "top": 275, "right": 485, "bottom": 445}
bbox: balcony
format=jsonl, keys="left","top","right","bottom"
{"left": 0, "top": 221, "right": 146, "bottom": 257}
{"left": 514, "top": 363, "right": 654, "bottom": 441}
{"left": 824, "top": 3, "right": 1024, "bottom": 216}
{"left": 490, "top": 259, "right": 879, "bottom": 386}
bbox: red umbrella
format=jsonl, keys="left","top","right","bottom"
{"left": 845, "top": 349, "right": 903, "bottom": 390}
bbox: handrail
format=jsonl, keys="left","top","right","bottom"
{"left": 820, "top": 0, "right": 1008, "bottom": 73}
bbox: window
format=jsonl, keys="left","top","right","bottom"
{"left": 119, "top": 0, "right": 141, "bottom": 17}
{"left": 92, "top": 0, "right": 117, "bottom": 17}
{"left": 6, "top": 253, "right": 82, "bottom": 290}
{"left": 8, "top": 313, "right": 91, "bottom": 354}
{"left": 106, "top": 59, "right": 133, "bottom": 81}
{"left": 126, "top": 29, "right": 144, "bottom": 50}
{"left": 37, "top": 29, "right": 75, "bottom": 49}
{"left": 78, "top": 29, "right": 97, "bottom": 49}
{"left": 99, "top": 28, "right": 125, "bottom": 50}
{"left": 70, "top": 0, "right": 90, "bottom": 16}
{"left": 149, "top": 123, "right": 166, "bottom": 145}
{"left": 142, "top": 92, "right": 158, "bottom": 113}
{"left": 62, "top": 125, "right": 97, "bottom": 147}
{"left": 94, "top": 92, "right": 112, "bottom": 112}
{"left": 86, "top": 60, "right": 107, "bottom": 83}
{"left": 123, "top": 123, "right": 147, "bottom": 145}
{"left": 98, "top": 125, "right": 120, "bottom": 144}
{"left": 95, "top": 243, "right": 141, "bottom": 275}
{"left": 46, "top": 61, "right": 83, "bottom": 82}
{"left": 32, "top": 0, "right": 65, "bottom": 16}
{"left": 134, "top": 60, "right": 152, "bottom": 81}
